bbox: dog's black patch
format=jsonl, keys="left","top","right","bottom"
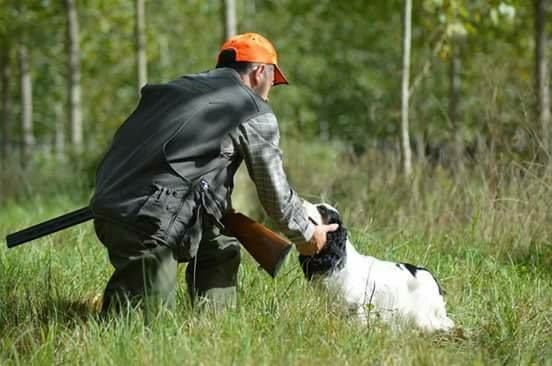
{"left": 400, "top": 262, "right": 423, "bottom": 277}
{"left": 298, "top": 205, "right": 348, "bottom": 280}
{"left": 398, "top": 262, "right": 445, "bottom": 296}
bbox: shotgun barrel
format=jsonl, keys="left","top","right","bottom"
{"left": 6, "top": 207, "right": 94, "bottom": 248}
{"left": 5, "top": 207, "right": 292, "bottom": 277}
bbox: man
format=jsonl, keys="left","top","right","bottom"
{"left": 90, "top": 33, "right": 338, "bottom": 313}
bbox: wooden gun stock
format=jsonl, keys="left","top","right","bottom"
{"left": 5, "top": 207, "right": 293, "bottom": 278}
{"left": 221, "top": 212, "right": 293, "bottom": 278}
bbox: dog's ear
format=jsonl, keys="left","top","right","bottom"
{"left": 316, "top": 204, "right": 342, "bottom": 226}
{"left": 298, "top": 221, "right": 348, "bottom": 280}
{"left": 325, "top": 209, "right": 342, "bottom": 226}
{"left": 328, "top": 217, "right": 347, "bottom": 252}
{"left": 298, "top": 255, "right": 314, "bottom": 280}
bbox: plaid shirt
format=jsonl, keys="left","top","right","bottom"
{"left": 229, "top": 112, "right": 315, "bottom": 246}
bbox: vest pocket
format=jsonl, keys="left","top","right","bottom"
{"left": 134, "top": 184, "right": 188, "bottom": 243}
{"left": 168, "top": 194, "right": 202, "bottom": 261}
{"left": 133, "top": 181, "right": 226, "bottom": 261}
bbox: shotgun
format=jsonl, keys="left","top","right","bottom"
{"left": 5, "top": 207, "right": 293, "bottom": 278}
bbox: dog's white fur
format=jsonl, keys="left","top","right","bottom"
{"left": 303, "top": 202, "right": 455, "bottom": 333}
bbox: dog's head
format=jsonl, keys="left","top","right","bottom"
{"left": 299, "top": 202, "right": 348, "bottom": 280}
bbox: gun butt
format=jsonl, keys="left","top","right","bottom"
{"left": 221, "top": 212, "right": 293, "bottom": 278}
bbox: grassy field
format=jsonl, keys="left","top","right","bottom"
{"left": 1, "top": 143, "right": 551, "bottom": 365}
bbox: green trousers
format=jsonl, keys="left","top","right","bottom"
{"left": 94, "top": 219, "right": 240, "bottom": 313}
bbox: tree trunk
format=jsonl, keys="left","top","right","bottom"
{"left": 65, "top": 0, "right": 83, "bottom": 152}
{"left": 18, "top": 44, "right": 33, "bottom": 167}
{"left": 414, "top": 132, "right": 426, "bottom": 165}
{"left": 401, "top": 0, "right": 413, "bottom": 176}
{"left": 222, "top": 0, "right": 237, "bottom": 41}
{"left": 534, "top": 0, "right": 550, "bottom": 152}
{"left": 135, "top": 0, "right": 147, "bottom": 93}
{"left": 1, "top": 46, "right": 13, "bottom": 165}
{"left": 54, "top": 102, "right": 65, "bottom": 161}
{"left": 449, "top": 41, "right": 464, "bottom": 165}
{"left": 159, "top": 34, "right": 170, "bottom": 81}
{"left": 448, "top": 44, "right": 461, "bottom": 129}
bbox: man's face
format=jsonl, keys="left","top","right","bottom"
{"left": 250, "top": 64, "right": 274, "bottom": 102}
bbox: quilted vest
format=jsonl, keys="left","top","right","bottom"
{"left": 90, "top": 68, "right": 272, "bottom": 260}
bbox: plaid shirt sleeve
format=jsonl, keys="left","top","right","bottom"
{"left": 232, "top": 112, "right": 315, "bottom": 245}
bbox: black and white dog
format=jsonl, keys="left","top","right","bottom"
{"left": 299, "top": 202, "right": 455, "bottom": 333}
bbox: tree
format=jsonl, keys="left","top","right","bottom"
{"left": 222, "top": 0, "right": 237, "bottom": 41}
{"left": 449, "top": 37, "right": 463, "bottom": 163}
{"left": 0, "top": 45, "right": 12, "bottom": 164}
{"left": 417, "top": 1, "right": 522, "bottom": 159}
{"left": 135, "top": 0, "right": 147, "bottom": 93}
{"left": 401, "top": 0, "right": 413, "bottom": 176}
{"left": 54, "top": 101, "right": 65, "bottom": 161}
{"left": 533, "top": 0, "right": 550, "bottom": 152}
{"left": 446, "top": 20, "right": 467, "bottom": 165}
{"left": 18, "top": 43, "right": 33, "bottom": 166}
{"left": 65, "top": 0, "right": 82, "bottom": 152}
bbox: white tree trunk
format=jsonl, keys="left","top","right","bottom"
{"left": 534, "top": 0, "right": 550, "bottom": 151}
{"left": 223, "top": 0, "right": 237, "bottom": 41}
{"left": 159, "top": 34, "right": 170, "bottom": 80}
{"left": 65, "top": 0, "right": 83, "bottom": 151}
{"left": 449, "top": 42, "right": 463, "bottom": 163}
{"left": 448, "top": 44, "right": 461, "bottom": 128}
{"left": 54, "top": 102, "right": 65, "bottom": 161}
{"left": 18, "top": 44, "right": 33, "bottom": 166}
{"left": 1, "top": 47, "right": 12, "bottom": 164}
{"left": 135, "top": 0, "right": 147, "bottom": 93}
{"left": 401, "top": 0, "right": 413, "bottom": 176}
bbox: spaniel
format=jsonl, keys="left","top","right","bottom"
{"left": 299, "top": 202, "right": 455, "bottom": 333}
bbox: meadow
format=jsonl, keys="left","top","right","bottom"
{"left": 1, "top": 141, "right": 551, "bottom": 365}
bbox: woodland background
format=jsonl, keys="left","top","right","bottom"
{"left": 0, "top": 0, "right": 549, "bottom": 183}
{"left": 0, "top": 1, "right": 551, "bottom": 365}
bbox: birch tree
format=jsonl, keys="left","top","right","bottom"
{"left": 0, "top": 46, "right": 12, "bottom": 164}
{"left": 65, "top": 0, "right": 82, "bottom": 152}
{"left": 222, "top": 0, "right": 237, "bottom": 41}
{"left": 54, "top": 101, "right": 65, "bottom": 161}
{"left": 18, "top": 44, "right": 33, "bottom": 166}
{"left": 533, "top": 0, "right": 550, "bottom": 151}
{"left": 446, "top": 21, "right": 467, "bottom": 164}
{"left": 401, "top": 0, "right": 413, "bottom": 176}
{"left": 135, "top": 0, "right": 147, "bottom": 93}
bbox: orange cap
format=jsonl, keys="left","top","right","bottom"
{"left": 219, "top": 32, "right": 288, "bottom": 86}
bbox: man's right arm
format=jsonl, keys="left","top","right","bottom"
{"left": 232, "top": 112, "right": 337, "bottom": 254}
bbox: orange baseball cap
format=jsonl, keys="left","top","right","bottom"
{"left": 218, "top": 32, "right": 288, "bottom": 86}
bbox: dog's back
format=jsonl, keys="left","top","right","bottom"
{"left": 299, "top": 202, "right": 454, "bottom": 333}
{"left": 334, "top": 243, "right": 454, "bottom": 332}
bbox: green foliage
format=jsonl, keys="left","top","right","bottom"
{"left": 1, "top": 0, "right": 545, "bottom": 170}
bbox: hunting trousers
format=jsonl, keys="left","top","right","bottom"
{"left": 95, "top": 218, "right": 241, "bottom": 314}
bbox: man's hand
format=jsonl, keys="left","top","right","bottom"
{"left": 296, "top": 223, "right": 339, "bottom": 256}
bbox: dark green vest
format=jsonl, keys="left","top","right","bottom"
{"left": 91, "top": 68, "right": 272, "bottom": 260}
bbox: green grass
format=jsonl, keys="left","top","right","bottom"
{"left": 1, "top": 144, "right": 551, "bottom": 365}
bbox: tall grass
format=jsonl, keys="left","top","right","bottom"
{"left": 1, "top": 141, "right": 551, "bottom": 365}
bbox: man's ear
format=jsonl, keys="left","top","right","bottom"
{"left": 250, "top": 65, "right": 265, "bottom": 86}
